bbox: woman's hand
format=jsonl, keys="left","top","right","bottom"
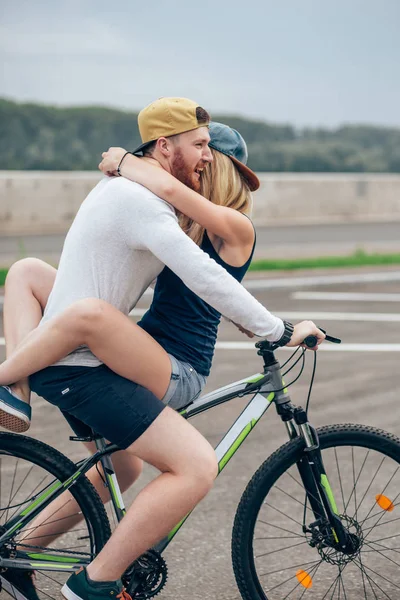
{"left": 98, "top": 147, "right": 127, "bottom": 177}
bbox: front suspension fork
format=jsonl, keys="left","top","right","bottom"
{"left": 293, "top": 408, "right": 350, "bottom": 549}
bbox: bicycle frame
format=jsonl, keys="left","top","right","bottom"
{"left": 0, "top": 350, "right": 346, "bottom": 574}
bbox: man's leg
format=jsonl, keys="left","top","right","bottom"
{"left": 86, "top": 406, "right": 217, "bottom": 582}
{"left": 22, "top": 445, "right": 143, "bottom": 548}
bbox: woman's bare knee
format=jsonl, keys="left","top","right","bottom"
{"left": 6, "top": 258, "right": 44, "bottom": 286}
{"left": 65, "top": 298, "right": 108, "bottom": 338}
{"left": 6, "top": 258, "right": 56, "bottom": 309}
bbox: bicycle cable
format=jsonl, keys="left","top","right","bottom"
{"left": 282, "top": 348, "right": 306, "bottom": 377}
{"left": 280, "top": 346, "right": 301, "bottom": 369}
{"left": 305, "top": 350, "right": 317, "bottom": 415}
{"left": 266, "top": 349, "right": 307, "bottom": 394}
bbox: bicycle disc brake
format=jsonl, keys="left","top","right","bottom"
{"left": 123, "top": 549, "right": 168, "bottom": 598}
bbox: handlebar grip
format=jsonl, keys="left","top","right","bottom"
{"left": 304, "top": 335, "right": 318, "bottom": 348}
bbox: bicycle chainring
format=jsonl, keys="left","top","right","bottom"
{"left": 123, "top": 549, "right": 168, "bottom": 598}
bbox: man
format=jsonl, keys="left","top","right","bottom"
{"left": 1, "top": 97, "right": 324, "bottom": 599}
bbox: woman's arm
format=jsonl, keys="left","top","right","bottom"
{"left": 99, "top": 147, "right": 254, "bottom": 246}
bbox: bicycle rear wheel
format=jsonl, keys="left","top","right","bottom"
{"left": 232, "top": 424, "right": 400, "bottom": 600}
{"left": 0, "top": 433, "right": 111, "bottom": 600}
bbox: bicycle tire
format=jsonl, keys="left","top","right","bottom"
{"left": 232, "top": 423, "right": 400, "bottom": 600}
{"left": 0, "top": 432, "right": 111, "bottom": 600}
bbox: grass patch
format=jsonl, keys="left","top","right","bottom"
{"left": 249, "top": 250, "right": 400, "bottom": 271}
{"left": 1, "top": 252, "right": 400, "bottom": 287}
{"left": 0, "top": 269, "right": 7, "bottom": 287}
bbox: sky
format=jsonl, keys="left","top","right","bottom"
{"left": 1, "top": 0, "right": 399, "bottom": 128}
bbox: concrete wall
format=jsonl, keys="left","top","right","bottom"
{"left": 1, "top": 171, "right": 400, "bottom": 235}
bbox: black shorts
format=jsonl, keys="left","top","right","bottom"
{"left": 30, "top": 365, "right": 166, "bottom": 449}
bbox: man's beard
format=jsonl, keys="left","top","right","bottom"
{"left": 171, "top": 148, "right": 201, "bottom": 192}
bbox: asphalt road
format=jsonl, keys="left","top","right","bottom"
{"left": 2, "top": 221, "right": 400, "bottom": 265}
{"left": 1, "top": 268, "right": 400, "bottom": 598}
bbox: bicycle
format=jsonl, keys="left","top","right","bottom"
{"left": 1, "top": 331, "right": 400, "bottom": 599}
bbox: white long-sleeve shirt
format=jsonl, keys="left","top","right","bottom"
{"left": 42, "top": 177, "right": 284, "bottom": 367}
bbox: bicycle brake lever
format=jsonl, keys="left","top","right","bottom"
{"left": 318, "top": 328, "right": 341, "bottom": 344}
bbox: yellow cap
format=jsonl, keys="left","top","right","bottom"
{"left": 132, "top": 97, "right": 210, "bottom": 154}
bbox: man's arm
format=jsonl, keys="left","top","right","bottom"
{"left": 119, "top": 181, "right": 284, "bottom": 339}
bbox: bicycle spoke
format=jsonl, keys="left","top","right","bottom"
{"left": 281, "top": 560, "right": 322, "bottom": 599}
{"left": 364, "top": 539, "right": 400, "bottom": 555}
{"left": 358, "top": 554, "right": 368, "bottom": 599}
{"left": 259, "top": 558, "right": 321, "bottom": 579}
{"left": 339, "top": 566, "right": 348, "bottom": 600}
{"left": 368, "top": 532, "right": 400, "bottom": 544}
{"left": 254, "top": 535, "right": 301, "bottom": 541}
{"left": 361, "top": 500, "right": 400, "bottom": 526}
{"left": 9, "top": 462, "right": 35, "bottom": 505}
{"left": 274, "top": 484, "right": 315, "bottom": 513}
{"left": 355, "top": 557, "right": 390, "bottom": 600}
{"left": 320, "top": 572, "right": 341, "bottom": 600}
{"left": 4, "top": 459, "right": 18, "bottom": 523}
{"left": 358, "top": 560, "right": 400, "bottom": 590}
{"left": 264, "top": 559, "right": 322, "bottom": 595}
{"left": 256, "top": 539, "right": 308, "bottom": 559}
{"left": 359, "top": 466, "right": 399, "bottom": 527}
{"left": 7, "top": 471, "right": 52, "bottom": 522}
{"left": 334, "top": 448, "right": 346, "bottom": 514}
{"left": 361, "top": 541, "right": 400, "bottom": 569}
{"left": 263, "top": 501, "right": 304, "bottom": 528}
{"left": 19, "top": 510, "right": 85, "bottom": 534}
{"left": 258, "top": 519, "right": 304, "bottom": 538}
{"left": 363, "top": 490, "right": 400, "bottom": 543}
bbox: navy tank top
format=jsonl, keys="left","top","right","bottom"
{"left": 138, "top": 229, "right": 256, "bottom": 377}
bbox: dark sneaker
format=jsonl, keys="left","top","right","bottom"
{"left": 1, "top": 569, "right": 39, "bottom": 600}
{"left": 0, "top": 386, "right": 31, "bottom": 433}
{"left": 62, "top": 567, "right": 132, "bottom": 600}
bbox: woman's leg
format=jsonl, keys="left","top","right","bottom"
{"left": 3, "top": 258, "right": 57, "bottom": 400}
{"left": 0, "top": 298, "right": 173, "bottom": 400}
{"left": 0, "top": 258, "right": 57, "bottom": 431}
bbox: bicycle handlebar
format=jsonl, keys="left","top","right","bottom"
{"left": 303, "top": 328, "right": 341, "bottom": 348}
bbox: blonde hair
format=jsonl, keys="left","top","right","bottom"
{"left": 179, "top": 148, "right": 252, "bottom": 246}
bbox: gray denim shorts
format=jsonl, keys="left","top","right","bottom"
{"left": 162, "top": 354, "right": 207, "bottom": 410}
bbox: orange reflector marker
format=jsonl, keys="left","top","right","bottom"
{"left": 376, "top": 494, "right": 395, "bottom": 512}
{"left": 296, "top": 569, "right": 313, "bottom": 589}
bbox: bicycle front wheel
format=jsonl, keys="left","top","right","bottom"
{"left": 0, "top": 433, "right": 111, "bottom": 600}
{"left": 232, "top": 424, "right": 400, "bottom": 600}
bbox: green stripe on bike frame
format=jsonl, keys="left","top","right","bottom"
{"left": 20, "top": 481, "right": 63, "bottom": 517}
{"left": 107, "top": 474, "right": 124, "bottom": 511}
{"left": 245, "top": 374, "right": 264, "bottom": 384}
{"left": 320, "top": 474, "right": 339, "bottom": 515}
{"left": 31, "top": 563, "right": 76, "bottom": 569}
{"left": 218, "top": 422, "right": 253, "bottom": 472}
{"left": 63, "top": 471, "right": 82, "bottom": 487}
{"left": 167, "top": 517, "right": 187, "bottom": 541}
{"left": 218, "top": 394, "right": 274, "bottom": 472}
{"left": 167, "top": 392, "right": 274, "bottom": 544}
{"left": 28, "top": 553, "right": 82, "bottom": 563}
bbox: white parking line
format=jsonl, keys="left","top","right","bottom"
{"left": 244, "top": 271, "right": 400, "bottom": 290}
{"left": 293, "top": 292, "right": 400, "bottom": 302}
{"left": 130, "top": 310, "right": 400, "bottom": 322}
{"left": 0, "top": 337, "right": 398, "bottom": 351}
{"left": 215, "top": 342, "right": 400, "bottom": 352}
{"left": 129, "top": 309, "right": 146, "bottom": 317}
{"left": 275, "top": 311, "right": 400, "bottom": 322}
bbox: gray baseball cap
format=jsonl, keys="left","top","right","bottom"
{"left": 208, "top": 122, "right": 260, "bottom": 192}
